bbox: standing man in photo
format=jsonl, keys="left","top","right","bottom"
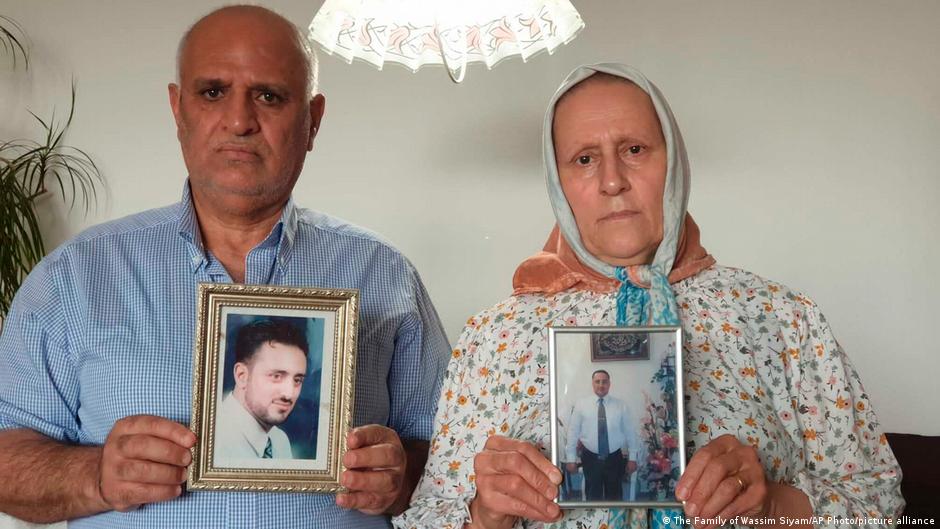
{"left": 565, "top": 370, "right": 641, "bottom": 501}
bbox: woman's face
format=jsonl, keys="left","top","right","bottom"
{"left": 553, "top": 78, "right": 667, "bottom": 267}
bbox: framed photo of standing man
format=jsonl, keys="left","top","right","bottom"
{"left": 189, "top": 283, "right": 359, "bottom": 493}
{"left": 549, "top": 326, "right": 685, "bottom": 508}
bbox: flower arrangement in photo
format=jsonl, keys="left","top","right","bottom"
{"left": 638, "top": 350, "right": 680, "bottom": 500}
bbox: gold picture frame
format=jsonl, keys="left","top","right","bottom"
{"left": 188, "top": 283, "right": 358, "bottom": 493}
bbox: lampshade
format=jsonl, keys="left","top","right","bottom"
{"left": 308, "top": 0, "right": 585, "bottom": 82}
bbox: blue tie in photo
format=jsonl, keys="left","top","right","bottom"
{"left": 597, "top": 398, "right": 609, "bottom": 458}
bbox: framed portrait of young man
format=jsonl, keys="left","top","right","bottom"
{"left": 188, "top": 283, "right": 359, "bottom": 493}
{"left": 549, "top": 326, "right": 685, "bottom": 508}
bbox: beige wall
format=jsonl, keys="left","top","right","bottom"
{"left": 1, "top": 1, "right": 938, "bottom": 525}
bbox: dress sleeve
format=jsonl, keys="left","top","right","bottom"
{"left": 0, "top": 257, "right": 81, "bottom": 442}
{"left": 393, "top": 312, "right": 503, "bottom": 529}
{"left": 387, "top": 265, "right": 451, "bottom": 441}
{"left": 781, "top": 294, "right": 904, "bottom": 520}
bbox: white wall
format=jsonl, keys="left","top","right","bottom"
{"left": 0, "top": 1, "right": 937, "bottom": 524}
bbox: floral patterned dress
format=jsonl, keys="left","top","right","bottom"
{"left": 393, "top": 265, "right": 903, "bottom": 529}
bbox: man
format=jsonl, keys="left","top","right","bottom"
{"left": 0, "top": 6, "right": 449, "bottom": 528}
{"left": 565, "top": 370, "right": 641, "bottom": 501}
{"left": 216, "top": 319, "right": 309, "bottom": 462}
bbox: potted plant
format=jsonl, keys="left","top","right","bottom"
{"left": 1, "top": 15, "right": 103, "bottom": 316}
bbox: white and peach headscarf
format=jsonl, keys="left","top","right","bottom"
{"left": 513, "top": 63, "right": 715, "bottom": 326}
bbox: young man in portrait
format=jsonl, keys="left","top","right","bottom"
{"left": 216, "top": 319, "right": 309, "bottom": 462}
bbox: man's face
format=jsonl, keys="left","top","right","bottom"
{"left": 235, "top": 341, "right": 307, "bottom": 428}
{"left": 168, "top": 9, "right": 325, "bottom": 216}
{"left": 592, "top": 372, "right": 611, "bottom": 398}
{"left": 553, "top": 78, "right": 667, "bottom": 267}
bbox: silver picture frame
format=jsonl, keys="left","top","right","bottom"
{"left": 549, "top": 325, "right": 685, "bottom": 508}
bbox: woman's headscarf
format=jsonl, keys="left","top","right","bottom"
{"left": 513, "top": 63, "right": 715, "bottom": 326}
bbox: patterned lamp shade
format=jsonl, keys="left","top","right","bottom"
{"left": 307, "top": 0, "right": 585, "bottom": 82}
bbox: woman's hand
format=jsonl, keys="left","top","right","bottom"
{"left": 676, "top": 434, "right": 768, "bottom": 528}
{"left": 468, "top": 436, "right": 564, "bottom": 529}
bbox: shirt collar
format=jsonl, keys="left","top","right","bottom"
{"left": 274, "top": 195, "right": 298, "bottom": 274}
{"left": 221, "top": 393, "right": 271, "bottom": 457}
{"left": 175, "top": 180, "right": 299, "bottom": 275}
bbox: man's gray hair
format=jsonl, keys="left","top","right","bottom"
{"left": 175, "top": 6, "right": 320, "bottom": 97}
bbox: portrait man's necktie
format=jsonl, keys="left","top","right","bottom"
{"left": 597, "top": 398, "right": 609, "bottom": 457}
{"left": 263, "top": 437, "right": 273, "bottom": 459}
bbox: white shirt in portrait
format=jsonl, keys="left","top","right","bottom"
{"left": 214, "top": 393, "right": 293, "bottom": 466}
{"left": 565, "top": 394, "right": 641, "bottom": 462}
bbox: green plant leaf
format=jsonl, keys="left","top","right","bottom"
{"left": 0, "top": 14, "right": 30, "bottom": 70}
{"left": 1, "top": 80, "right": 103, "bottom": 314}
{"left": 0, "top": 179, "right": 44, "bottom": 314}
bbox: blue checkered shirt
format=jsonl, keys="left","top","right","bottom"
{"left": 0, "top": 183, "right": 450, "bottom": 528}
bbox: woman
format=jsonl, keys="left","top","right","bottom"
{"left": 393, "top": 64, "right": 903, "bottom": 529}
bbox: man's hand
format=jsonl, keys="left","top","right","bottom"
{"left": 468, "top": 436, "right": 563, "bottom": 529}
{"left": 626, "top": 460, "right": 638, "bottom": 475}
{"left": 565, "top": 462, "right": 578, "bottom": 474}
{"left": 336, "top": 425, "right": 407, "bottom": 515}
{"left": 675, "top": 434, "right": 768, "bottom": 529}
{"left": 98, "top": 415, "right": 196, "bottom": 512}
